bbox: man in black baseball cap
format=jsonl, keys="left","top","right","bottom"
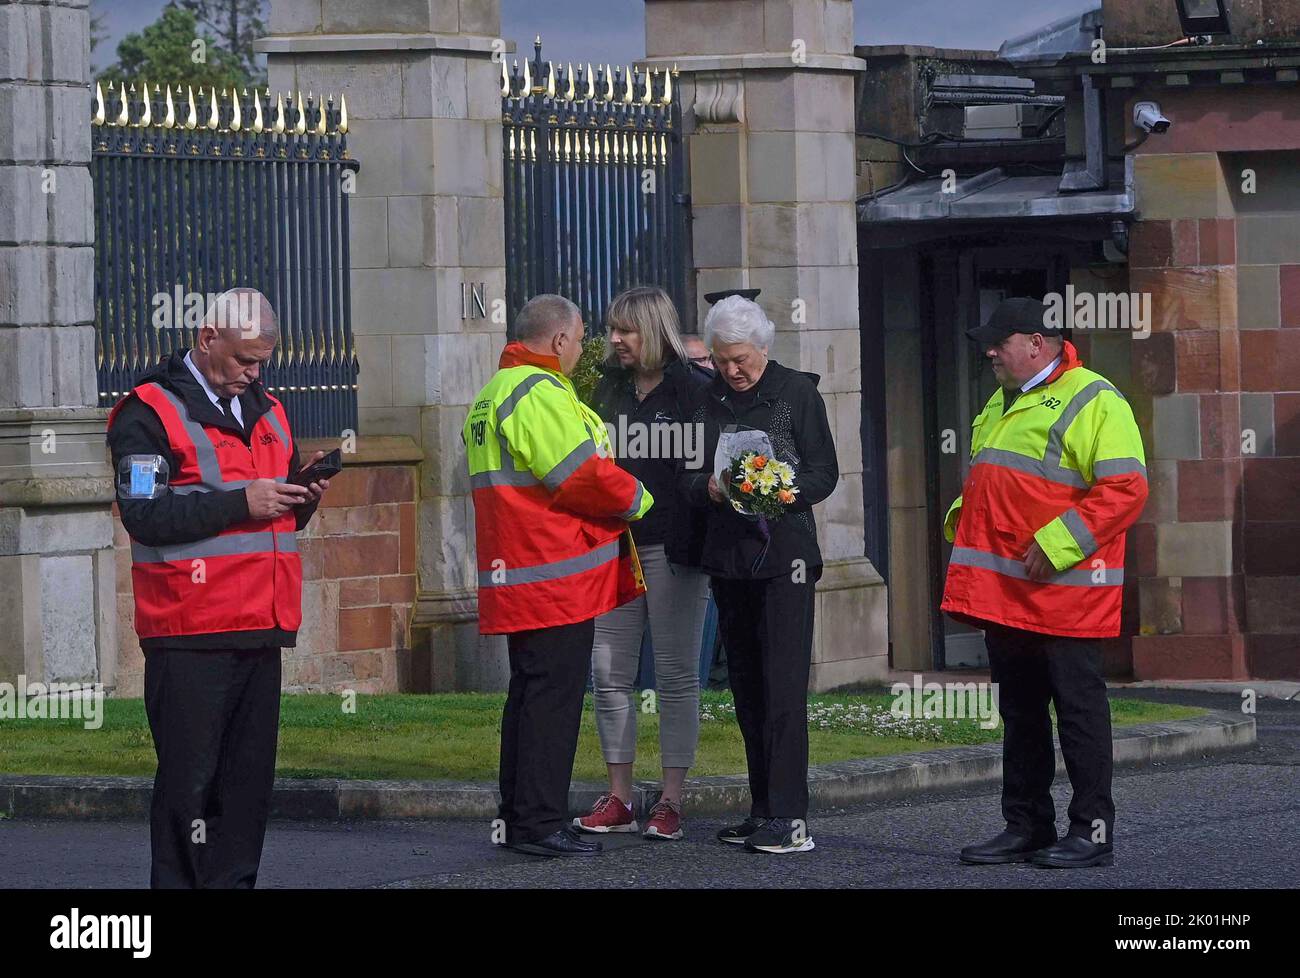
{"left": 967, "top": 297, "right": 1064, "bottom": 404}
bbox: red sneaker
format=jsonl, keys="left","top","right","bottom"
{"left": 642, "top": 800, "right": 684, "bottom": 841}
{"left": 572, "top": 793, "right": 639, "bottom": 833}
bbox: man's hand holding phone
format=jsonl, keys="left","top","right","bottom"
{"left": 246, "top": 479, "right": 312, "bottom": 519}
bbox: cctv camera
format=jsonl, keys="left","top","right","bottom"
{"left": 1133, "top": 101, "right": 1171, "bottom": 134}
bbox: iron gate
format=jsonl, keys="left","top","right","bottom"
{"left": 91, "top": 82, "right": 359, "bottom": 438}
{"left": 502, "top": 42, "right": 689, "bottom": 334}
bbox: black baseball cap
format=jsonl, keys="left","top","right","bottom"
{"left": 966, "top": 297, "right": 1062, "bottom": 345}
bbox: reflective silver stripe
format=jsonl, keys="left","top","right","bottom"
{"left": 621, "top": 480, "right": 646, "bottom": 520}
{"left": 1059, "top": 508, "right": 1099, "bottom": 558}
{"left": 131, "top": 531, "right": 298, "bottom": 564}
{"left": 972, "top": 448, "right": 1089, "bottom": 489}
{"left": 1043, "top": 380, "right": 1124, "bottom": 469}
{"left": 146, "top": 383, "right": 225, "bottom": 490}
{"left": 496, "top": 372, "right": 565, "bottom": 426}
{"left": 479, "top": 540, "right": 619, "bottom": 588}
{"left": 949, "top": 546, "right": 1122, "bottom": 586}
{"left": 543, "top": 440, "right": 598, "bottom": 492}
{"left": 261, "top": 405, "right": 289, "bottom": 447}
{"left": 171, "top": 477, "right": 286, "bottom": 494}
{"left": 469, "top": 429, "right": 542, "bottom": 490}
{"left": 1093, "top": 457, "right": 1147, "bottom": 480}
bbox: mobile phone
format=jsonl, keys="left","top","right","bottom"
{"left": 289, "top": 448, "right": 343, "bottom": 488}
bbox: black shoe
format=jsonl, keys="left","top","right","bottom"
{"left": 1031, "top": 835, "right": 1113, "bottom": 868}
{"left": 959, "top": 830, "right": 1056, "bottom": 865}
{"left": 743, "top": 818, "right": 815, "bottom": 854}
{"left": 511, "top": 828, "right": 603, "bottom": 857}
{"left": 716, "top": 816, "right": 769, "bottom": 845}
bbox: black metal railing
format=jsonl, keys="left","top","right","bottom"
{"left": 91, "top": 82, "right": 360, "bottom": 438}
{"left": 502, "top": 41, "right": 689, "bottom": 335}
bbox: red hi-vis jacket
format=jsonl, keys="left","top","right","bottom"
{"left": 464, "top": 342, "right": 654, "bottom": 635}
{"left": 940, "top": 342, "right": 1148, "bottom": 638}
{"left": 108, "top": 382, "right": 302, "bottom": 641}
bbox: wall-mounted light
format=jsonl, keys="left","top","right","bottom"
{"left": 1175, "top": 0, "right": 1232, "bottom": 38}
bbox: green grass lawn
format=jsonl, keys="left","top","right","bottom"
{"left": 0, "top": 690, "right": 1205, "bottom": 782}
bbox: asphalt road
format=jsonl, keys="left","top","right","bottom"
{"left": 2, "top": 689, "right": 1295, "bottom": 890}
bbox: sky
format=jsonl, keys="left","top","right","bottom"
{"left": 91, "top": 0, "right": 1101, "bottom": 75}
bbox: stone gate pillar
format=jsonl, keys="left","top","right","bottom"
{"left": 644, "top": 0, "right": 888, "bottom": 687}
{"left": 258, "top": 0, "right": 509, "bottom": 689}
{"left": 0, "top": 0, "right": 117, "bottom": 690}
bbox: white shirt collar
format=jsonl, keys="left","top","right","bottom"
{"left": 184, "top": 350, "right": 243, "bottom": 425}
{"left": 1021, "top": 355, "right": 1062, "bottom": 394}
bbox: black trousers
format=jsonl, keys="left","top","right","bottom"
{"left": 143, "top": 646, "right": 281, "bottom": 889}
{"left": 499, "top": 617, "right": 595, "bottom": 843}
{"left": 711, "top": 574, "right": 817, "bottom": 820}
{"left": 984, "top": 624, "right": 1115, "bottom": 843}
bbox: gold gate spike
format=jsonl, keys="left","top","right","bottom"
{"left": 207, "top": 86, "right": 219, "bottom": 129}
{"left": 163, "top": 85, "right": 175, "bottom": 128}
{"left": 116, "top": 83, "right": 129, "bottom": 126}
{"left": 273, "top": 93, "right": 286, "bottom": 134}
{"left": 93, "top": 82, "right": 105, "bottom": 126}
{"left": 251, "top": 90, "right": 263, "bottom": 133}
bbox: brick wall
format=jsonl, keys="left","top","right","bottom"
{"left": 112, "top": 441, "right": 421, "bottom": 696}
{"left": 1120, "top": 97, "right": 1300, "bottom": 679}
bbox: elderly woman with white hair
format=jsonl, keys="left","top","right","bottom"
{"left": 680, "top": 295, "right": 839, "bottom": 854}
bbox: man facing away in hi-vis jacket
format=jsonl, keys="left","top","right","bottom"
{"left": 943, "top": 297, "right": 1148, "bottom": 871}
{"left": 464, "top": 293, "right": 653, "bottom": 858}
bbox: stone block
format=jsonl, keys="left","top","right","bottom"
{"left": 1131, "top": 634, "right": 1248, "bottom": 680}
{"left": 348, "top": 195, "right": 389, "bottom": 268}
{"left": 321, "top": 0, "right": 452, "bottom": 33}
{"left": 743, "top": 71, "right": 855, "bottom": 134}
{"left": 40, "top": 553, "right": 96, "bottom": 682}
{"left": 1240, "top": 328, "right": 1300, "bottom": 392}
{"left": 1138, "top": 576, "right": 1182, "bottom": 634}
{"left": 457, "top": 195, "right": 504, "bottom": 268}
{"left": 1244, "top": 456, "right": 1300, "bottom": 521}
{"left": 1199, "top": 218, "right": 1236, "bottom": 266}
{"left": 405, "top": 52, "right": 468, "bottom": 120}
{"left": 1134, "top": 152, "right": 1232, "bottom": 220}
{"left": 689, "top": 131, "right": 745, "bottom": 206}
{"left": 1237, "top": 264, "right": 1279, "bottom": 329}
{"left": 0, "top": 245, "right": 94, "bottom": 328}
{"left": 0, "top": 554, "right": 41, "bottom": 681}
{"left": 1176, "top": 459, "right": 1241, "bottom": 522}
{"left": 350, "top": 266, "right": 441, "bottom": 335}
{"left": 0, "top": 506, "right": 112, "bottom": 556}
{"left": 645, "top": 0, "right": 766, "bottom": 57}
{"left": 270, "top": 0, "right": 323, "bottom": 34}
{"left": 419, "top": 493, "right": 473, "bottom": 591}
{"left": 1130, "top": 265, "right": 1236, "bottom": 332}
{"left": 465, "top": 55, "right": 502, "bottom": 120}
{"left": 1152, "top": 393, "right": 1201, "bottom": 460}
{"left": 0, "top": 164, "right": 92, "bottom": 247}
{"left": 392, "top": 330, "right": 497, "bottom": 408}
{"left": 829, "top": 390, "right": 862, "bottom": 476}
{"left": 355, "top": 333, "right": 393, "bottom": 408}
{"left": 431, "top": 118, "right": 498, "bottom": 197}
{"left": 1245, "top": 576, "right": 1300, "bottom": 633}
{"left": 1238, "top": 214, "right": 1300, "bottom": 265}
{"left": 419, "top": 405, "right": 473, "bottom": 497}
{"left": 692, "top": 203, "right": 746, "bottom": 269}
{"left": 777, "top": 326, "right": 860, "bottom": 395}
{"left": 1240, "top": 392, "right": 1275, "bottom": 456}
{"left": 1155, "top": 521, "right": 1233, "bottom": 577}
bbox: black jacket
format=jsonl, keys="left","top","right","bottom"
{"left": 680, "top": 359, "right": 839, "bottom": 580}
{"left": 589, "top": 354, "right": 712, "bottom": 567}
{"left": 106, "top": 350, "right": 318, "bottom": 650}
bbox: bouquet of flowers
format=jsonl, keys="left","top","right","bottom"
{"left": 725, "top": 451, "right": 799, "bottom": 520}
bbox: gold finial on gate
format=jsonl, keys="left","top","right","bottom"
{"left": 603, "top": 64, "right": 614, "bottom": 102}
{"left": 622, "top": 66, "right": 634, "bottom": 104}
{"left": 251, "top": 90, "right": 263, "bottom": 133}
{"left": 316, "top": 95, "right": 327, "bottom": 135}
{"left": 529, "top": 127, "right": 537, "bottom": 161}
{"left": 641, "top": 132, "right": 649, "bottom": 163}
{"left": 294, "top": 92, "right": 307, "bottom": 135}
{"left": 630, "top": 130, "right": 638, "bottom": 164}
{"left": 273, "top": 93, "right": 286, "bottom": 134}
{"left": 604, "top": 129, "right": 612, "bottom": 162}
{"left": 546, "top": 62, "right": 556, "bottom": 99}
{"left": 339, "top": 94, "right": 349, "bottom": 134}
{"left": 641, "top": 70, "right": 653, "bottom": 105}
{"left": 116, "top": 83, "right": 129, "bottom": 126}
{"left": 163, "top": 85, "right": 175, "bottom": 128}
{"left": 565, "top": 63, "right": 576, "bottom": 102}
{"left": 522, "top": 59, "right": 533, "bottom": 95}
{"left": 137, "top": 82, "right": 152, "bottom": 126}
{"left": 501, "top": 58, "right": 511, "bottom": 97}
{"left": 622, "top": 131, "right": 630, "bottom": 161}
{"left": 508, "top": 126, "right": 516, "bottom": 160}
{"left": 662, "top": 68, "right": 673, "bottom": 105}
{"left": 660, "top": 133, "right": 667, "bottom": 161}
{"left": 583, "top": 129, "right": 591, "bottom": 162}
{"left": 93, "top": 82, "right": 106, "bottom": 126}
{"left": 563, "top": 128, "right": 571, "bottom": 161}
{"left": 230, "top": 88, "right": 242, "bottom": 131}
{"left": 185, "top": 85, "right": 198, "bottom": 130}
{"left": 585, "top": 63, "right": 595, "bottom": 101}
{"left": 207, "top": 86, "right": 219, "bottom": 129}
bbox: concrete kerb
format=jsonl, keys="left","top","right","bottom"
{"left": 0, "top": 711, "right": 1255, "bottom": 821}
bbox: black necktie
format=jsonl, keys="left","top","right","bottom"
{"left": 218, "top": 396, "right": 240, "bottom": 432}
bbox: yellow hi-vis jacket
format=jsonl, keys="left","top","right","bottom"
{"left": 941, "top": 341, "right": 1148, "bottom": 638}
{"left": 464, "top": 341, "right": 653, "bottom": 634}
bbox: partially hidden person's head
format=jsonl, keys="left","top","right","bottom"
{"left": 682, "top": 334, "right": 713, "bottom": 372}
{"left": 704, "top": 295, "right": 774, "bottom": 392}
{"left": 516, "top": 293, "right": 585, "bottom": 376}
{"left": 967, "top": 297, "right": 1065, "bottom": 391}
{"left": 193, "top": 288, "right": 280, "bottom": 399}
{"left": 605, "top": 286, "right": 688, "bottom": 374}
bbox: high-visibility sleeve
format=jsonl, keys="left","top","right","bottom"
{"left": 1033, "top": 390, "right": 1149, "bottom": 572}
{"left": 943, "top": 495, "right": 963, "bottom": 544}
{"left": 500, "top": 375, "right": 654, "bottom": 521}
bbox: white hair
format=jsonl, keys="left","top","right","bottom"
{"left": 703, "top": 295, "right": 774, "bottom": 351}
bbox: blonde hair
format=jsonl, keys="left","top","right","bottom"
{"left": 605, "top": 286, "right": 688, "bottom": 372}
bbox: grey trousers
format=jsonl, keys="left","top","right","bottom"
{"left": 591, "top": 543, "right": 709, "bottom": 769}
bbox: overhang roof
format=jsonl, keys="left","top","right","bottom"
{"left": 858, "top": 158, "right": 1133, "bottom": 225}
